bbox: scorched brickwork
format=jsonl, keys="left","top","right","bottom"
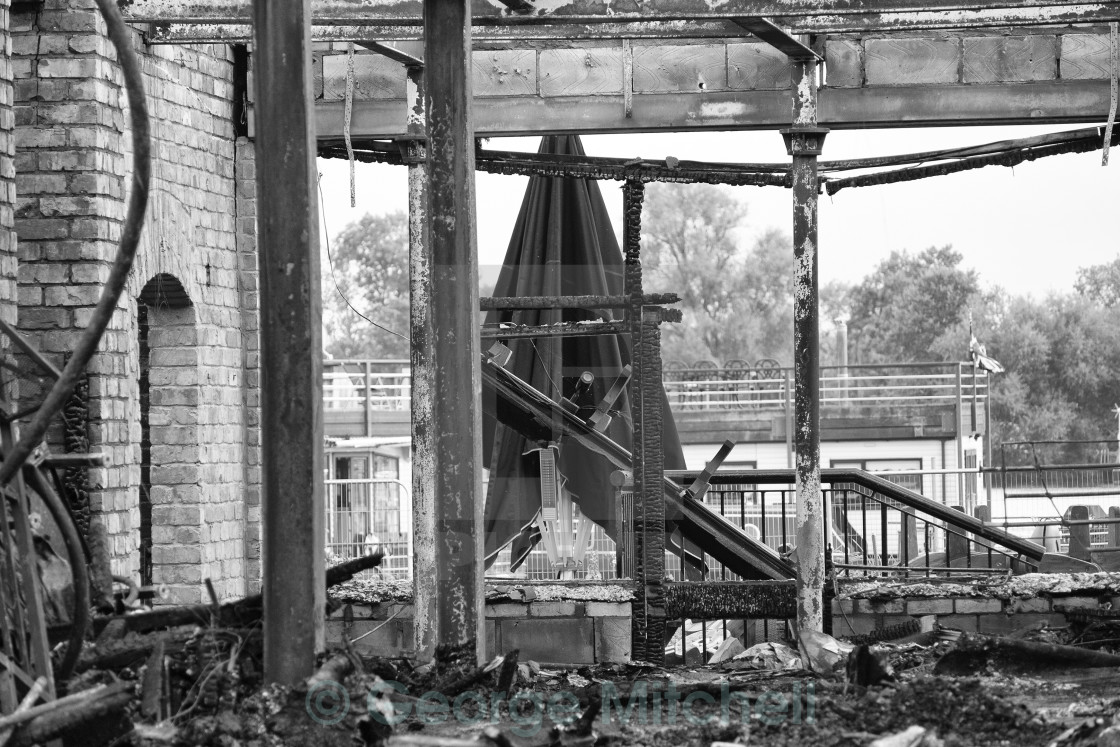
{"left": 8, "top": 0, "right": 260, "bottom": 604}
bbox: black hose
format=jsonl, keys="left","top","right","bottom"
{"left": 0, "top": 0, "right": 150, "bottom": 486}
{"left": 23, "top": 466, "right": 89, "bottom": 685}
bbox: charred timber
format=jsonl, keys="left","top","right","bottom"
{"left": 825, "top": 127, "right": 1120, "bottom": 193}
{"left": 480, "top": 294, "right": 679, "bottom": 311}
{"left": 664, "top": 580, "right": 797, "bottom": 621}
{"left": 85, "top": 554, "right": 382, "bottom": 637}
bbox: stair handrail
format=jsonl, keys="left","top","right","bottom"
{"left": 665, "top": 468, "right": 1046, "bottom": 562}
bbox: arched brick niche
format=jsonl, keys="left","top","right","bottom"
{"left": 137, "top": 273, "right": 204, "bottom": 604}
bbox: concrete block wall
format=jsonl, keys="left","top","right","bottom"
{"left": 831, "top": 590, "right": 1117, "bottom": 638}
{"left": 11, "top": 0, "right": 259, "bottom": 602}
{"left": 328, "top": 601, "right": 634, "bottom": 665}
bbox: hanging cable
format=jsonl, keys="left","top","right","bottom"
{"left": 529, "top": 339, "right": 561, "bottom": 399}
{"left": 317, "top": 175, "right": 409, "bottom": 342}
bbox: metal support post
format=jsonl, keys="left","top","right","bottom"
{"left": 252, "top": 0, "right": 325, "bottom": 684}
{"left": 424, "top": 0, "right": 485, "bottom": 663}
{"left": 624, "top": 181, "right": 667, "bottom": 664}
{"left": 782, "top": 55, "right": 828, "bottom": 635}
{"left": 406, "top": 64, "right": 438, "bottom": 659}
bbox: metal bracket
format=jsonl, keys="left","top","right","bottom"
{"left": 781, "top": 126, "right": 830, "bottom": 156}
{"left": 397, "top": 138, "right": 427, "bottom": 165}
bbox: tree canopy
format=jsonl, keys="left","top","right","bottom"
{"left": 321, "top": 211, "right": 410, "bottom": 360}
{"left": 322, "top": 193, "right": 1120, "bottom": 460}
{"left": 847, "top": 246, "right": 980, "bottom": 365}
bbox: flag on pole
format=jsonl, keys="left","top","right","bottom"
{"left": 968, "top": 315, "right": 1004, "bottom": 373}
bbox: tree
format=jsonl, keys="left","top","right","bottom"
{"left": 1075, "top": 255, "right": 1120, "bottom": 307}
{"left": 322, "top": 211, "right": 410, "bottom": 359}
{"left": 848, "top": 246, "right": 980, "bottom": 364}
{"left": 641, "top": 183, "right": 799, "bottom": 365}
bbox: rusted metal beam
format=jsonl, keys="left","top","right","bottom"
{"left": 480, "top": 293, "right": 680, "bottom": 310}
{"left": 123, "top": 0, "right": 1120, "bottom": 28}
{"left": 252, "top": 0, "right": 325, "bottom": 684}
{"left": 785, "top": 54, "right": 827, "bottom": 635}
{"left": 733, "top": 17, "right": 820, "bottom": 59}
{"left": 424, "top": 0, "right": 485, "bottom": 665}
{"left": 788, "top": 4, "right": 1120, "bottom": 32}
{"left": 144, "top": 20, "right": 754, "bottom": 44}
{"left": 313, "top": 81, "right": 1115, "bottom": 139}
{"left": 357, "top": 40, "right": 424, "bottom": 66}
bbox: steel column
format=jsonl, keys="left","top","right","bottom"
{"left": 252, "top": 0, "right": 325, "bottom": 684}
{"left": 423, "top": 0, "right": 485, "bottom": 663}
{"left": 784, "top": 56, "right": 828, "bottom": 635}
{"left": 406, "top": 64, "right": 438, "bottom": 659}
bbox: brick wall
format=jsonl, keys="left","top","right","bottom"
{"left": 236, "top": 137, "right": 261, "bottom": 592}
{"left": 0, "top": 0, "right": 12, "bottom": 367}
{"left": 12, "top": 1, "right": 259, "bottom": 603}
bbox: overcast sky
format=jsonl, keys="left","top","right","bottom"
{"left": 317, "top": 124, "right": 1119, "bottom": 300}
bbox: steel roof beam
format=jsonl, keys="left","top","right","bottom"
{"left": 733, "top": 17, "right": 820, "bottom": 59}
{"left": 143, "top": 20, "right": 754, "bottom": 44}
{"left": 357, "top": 40, "right": 424, "bottom": 66}
{"left": 122, "top": 0, "right": 1120, "bottom": 28}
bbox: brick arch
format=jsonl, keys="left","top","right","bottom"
{"left": 138, "top": 272, "right": 191, "bottom": 310}
{"left": 137, "top": 273, "right": 204, "bottom": 603}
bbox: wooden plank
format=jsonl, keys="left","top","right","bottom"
{"left": 539, "top": 47, "right": 623, "bottom": 96}
{"left": 312, "top": 79, "right": 1114, "bottom": 138}
{"left": 963, "top": 34, "right": 1058, "bottom": 82}
{"left": 252, "top": 0, "right": 326, "bottom": 685}
{"left": 633, "top": 43, "right": 727, "bottom": 93}
{"left": 1061, "top": 32, "right": 1114, "bottom": 78}
{"left": 472, "top": 49, "right": 536, "bottom": 97}
{"left": 825, "top": 39, "right": 863, "bottom": 87}
{"left": 865, "top": 37, "right": 961, "bottom": 85}
{"left": 728, "top": 42, "right": 790, "bottom": 90}
{"left": 323, "top": 52, "right": 404, "bottom": 100}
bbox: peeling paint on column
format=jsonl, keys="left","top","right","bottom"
{"left": 789, "top": 55, "right": 826, "bottom": 636}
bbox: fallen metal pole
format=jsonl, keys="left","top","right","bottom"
{"left": 424, "top": 0, "right": 485, "bottom": 663}
{"left": 785, "top": 54, "right": 828, "bottom": 635}
{"left": 253, "top": 0, "right": 326, "bottom": 684}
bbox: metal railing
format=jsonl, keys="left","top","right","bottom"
{"left": 322, "top": 359, "right": 988, "bottom": 415}
{"left": 325, "top": 477, "right": 412, "bottom": 579}
{"left": 661, "top": 469, "right": 1042, "bottom": 580}
{"left": 662, "top": 361, "right": 987, "bottom": 412}
{"left": 324, "top": 359, "right": 411, "bottom": 412}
